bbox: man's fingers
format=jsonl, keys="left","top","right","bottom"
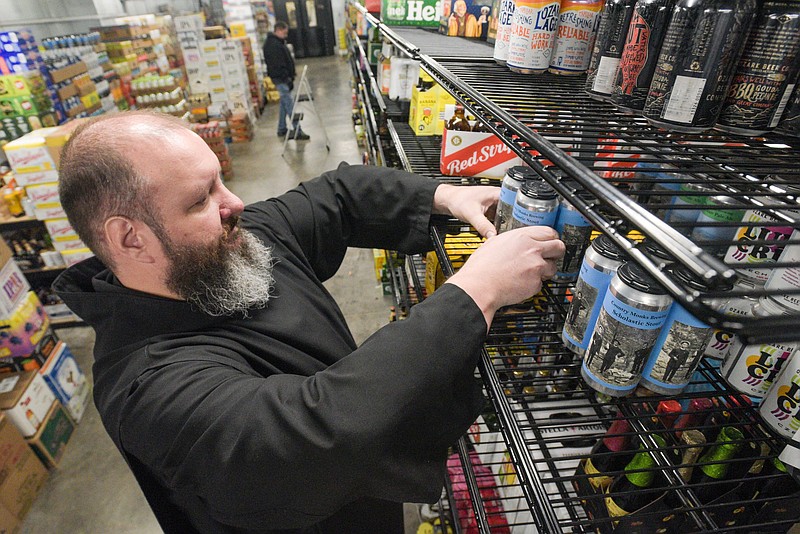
{"left": 472, "top": 217, "right": 497, "bottom": 239}
{"left": 517, "top": 226, "right": 560, "bottom": 241}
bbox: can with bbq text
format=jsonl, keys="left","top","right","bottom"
{"left": 642, "top": 0, "right": 758, "bottom": 133}
{"left": 549, "top": 0, "right": 605, "bottom": 75}
{"left": 585, "top": 0, "right": 637, "bottom": 100}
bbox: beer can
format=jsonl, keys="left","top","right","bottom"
{"left": 721, "top": 296, "right": 798, "bottom": 398}
{"left": 581, "top": 262, "right": 673, "bottom": 396}
{"left": 777, "top": 83, "right": 800, "bottom": 137}
{"left": 511, "top": 180, "right": 559, "bottom": 229}
{"left": 716, "top": 1, "right": 800, "bottom": 136}
{"left": 562, "top": 235, "right": 627, "bottom": 355}
{"left": 764, "top": 228, "right": 800, "bottom": 312}
{"left": 610, "top": 0, "right": 674, "bottom": 112}
{"left": 631, "top": 161, "right": 681, "bottom": 218}
{"left": 493, "top": 0, "right": 517, "bottom": 64}
{"left": 585, "top": 0, "right": 637, "bottom": 100}
{"left": 702, "top": 279, "right": 757, "bottom": 359}
{"left": 495, "top": 166, "right": 540, "bottom": 234}
{"left": 665, "top": 181, "right": 712, "bottom": 234}
{"left": 640, "top": 265, "right": 717, "bottom": 395}
{"left": 724, "top": 207, "right": 800, "bottom": 285}
{"left": 507, "top": 0, "right": 562, "bottom": 74}
{"left": 759, "top": 346, "right": 800, "bottom": 439}
{"left": 690, "top": 195, "right": 747, "bottom": 256}
{"left": 642, "top": 0, "right": 758, "bottom": 133}
{"left": 640, "top": 237, "right": 674, "bottom": 267}
{"left": 549, "top": 0, "right": 605, "bottom": 75}
{"left": 553, "top": 186, "right": 595, "bottom": 280}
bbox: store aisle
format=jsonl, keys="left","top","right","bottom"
{"left": 20, "top": 55, "right": 398, "bottom": 534}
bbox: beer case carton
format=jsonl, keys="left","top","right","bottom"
{"left": 32, "top": 202, "right": 66, "bottom": 221}
{"left": 0, "top": 371, "right": 55, "bottom": 437}
{"left": 0, "top": 499, "right": 20, "bottom": 534}
{"left": 2, "top": 128, "right": 58, "bottom": 174}
{"left": 23, "top": 182, "right": 59, "bottom": 205}
{"left": 388, "top": 57, "right": 420, "bottom": 101}
{"left": 26, "top": 400, "right": 74, "bottom": 468}
{"left": 467, "top": 415, "right": 505, "bottom": 467}
{"left": 0, "top": 413, "right": 48, "bottom": 521}
{"left": 0, "top": 241, "right": 29, "bottom": 320}
{"left": 440, "top": 126, "right": 522, "bottom": 179}
{"left": 408, "top": 82, "right": 439, "bottom": 136}
{"left": 435, "top": 90, "right": 457, "bottom": 135}
{"left": 0, "top": 329, "right": 59, "bottom": 375}
{"left": 0, "top": 292, "right": 50, "bottom": 360}
{"left": 43, "top": 218, "right": 78, "bottom": 242}
{"left": 438, "top": 0, "right": 494, "bottom": 39}
{"left": 59, "top": 248, "right": 93, "bottom": 267}
{"left": 52, "top": 237, "right": 86, "bottom": 253}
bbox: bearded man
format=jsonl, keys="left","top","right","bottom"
{"left": 53, "top": 111, "right": 563, "bottom": 533}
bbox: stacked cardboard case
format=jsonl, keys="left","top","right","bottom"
{"left": 222, "top": 0, "right": 266, "bottom": 111}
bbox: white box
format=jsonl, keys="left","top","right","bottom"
{"left": 202, "top": 39, "right": 223, "bottom": 55}
{"left": 40, "top": 342, "right": 89, "bottom": 423}
{"left": 60, "top": 248, "right": 94, "bottom": 266}
{"left": 3, "top": 128, "right": 59, "bottom": 174}
{"left": 174, "top": 14, "right": 204, "bottom": 32}
{"left": 190, "top": 77, "right": 210, "bottom": 94}
{"left": 24, "top": 182, "right": 59, "bottom": 205}
{"left": 12, "top": 169, "right": 59, "bottom": 187}
{"left": 52, "top": 238, "right": 86, "bottom": 252}
{"left": 0, "top": 259, "right": 30, "bottom": 319}
{"left": 33, "top": 202, "right": 66, "bottom": 221}
{"left": 0, "top": 371, "right": 56, "bottom": 437}
{"left": 44, "top": 218, "right": 78, "bottom": 241}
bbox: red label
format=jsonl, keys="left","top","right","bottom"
{"left": 440, "top": 130, "right": 520, "bottom": 177}
{"left": 618, "top": 11, "right": 650, "bottom": 95}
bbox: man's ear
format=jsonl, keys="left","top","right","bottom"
{"left": 103, "top": 216, "right": 157, "bottom": 264}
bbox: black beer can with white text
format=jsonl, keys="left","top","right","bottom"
{"left": 585, "top": 0, "right": 638, "bottom": 101}
{"left": 716, "top": 1, "right": 800, "bottom": 136}
{"left": 778, "top": 84, "right": 800, "bottom": 136}
{"left": 642, "top": 0, "right": 758, "bottom": 133}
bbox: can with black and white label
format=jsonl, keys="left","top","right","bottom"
{"left": 563, "top": 235, "right": 627, "bottom": 355}
{"left": 554, "top": 186, "right": 595, "bottom": 280}
{"left": 511, "top": 180, "right": 559, "bottom": 229}
{"left": 778, "top": 84, "right": 800, "bottom": 137}
{"left": 582, "top": 262, "right": 673, "bottom": 396}
{"left": 585, "top": 0, "right": 637, "bottom": 101}
{"left": 495, "top": 166, "right": 540, "bottom": 234}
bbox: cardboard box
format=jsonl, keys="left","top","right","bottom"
{"left": 0, "top": 292, "right": 50, "bottom": 361}
{"left": 23, "top": 182, "right": 58, "bottom": 205}
{"left": 26, "top": 400, "right": 74, "bottom": 468}
{"left": 52, "top": 238, "right": 86, "bottom": 253}
{"left": 0, "top": 371, "right": 55, "bottom": 437}
{"left": 0, "top": 499, "right": 20, "bottom": 534}
{"left": 32, "top": 202, "right": 66, "bottom": 221}
{"left": 59, "top": 248, "right": 93, "bottom": 267}
{"left": 0, "top": 413, "right": 48, "bottom": 520}
{"left": 39, "top": 342, "right": 88, "bottom": 423}
{"left": 408, "top": 82, "right": 439, "bottom": 136}
{"left": 440, "top": 127, "right": 522, "bottom": 179}
{"left": 47, "top": 61, "right": 87, "bottom": 84}
{"left": 43, "top": 218, "right": 77, "bottom": 241}
{"left": 0, "top": 241, "right": 30, "bottom": 319}
{"left": 11, "top": 169, "right": 58, "bottom": 187}
{"left": 2, "top": 128, "right": 58, "bottom": 174}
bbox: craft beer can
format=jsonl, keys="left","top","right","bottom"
{"left": 611, "top": 0, "right": 674, "bottom": 112}
{"left": 690, "top": 195, "right": 747, "bottom": 257}
{"left": 665, "top": 181, "right": 712, "bottom": 234}
{"left": 721, "top": 296, "right": 798, "bottom": 398}
{"left": 642, "top": 0, "right": 758, "bottom": 133}
{"left": 778, "top": 84, "right": 800, "bottom": 137}
{"left": 562, "top": 235, "right": 627, "bottom": 354}
{"left": 495, "top": 166, "right": 540, "bottom": 234}
{"left": 764, "top": 228, "right": 800, "bottom": 311}
{"left": 549, "top": 0, "right": 604, "bottom": 75}
{"left": 585, "top": 0, "right": 637, "bottom": 100}
{"left": 511, "top": 180, "right": 559, "bottom": 228}
{"left": 760, "top": 347, "right": 800, "bottom": 439}
{"left": 507, "top": 0, "right": 562, "bottom": 74}
{"left": 716, "top": 1, "right": 800, "bottom": 136}
{"left": 640, "top": 266, "right": 716, "bottom": 394}
{"left": 493, "top": 0, "right": 517, "bottom": 64}
{"left": 554, "top": 188, "right": 595, "bottom": 280}
{"left": 582, "top": 262, "right": 673, "bottom": 397}
{"left": 702, "top": 280, "right": 757, "bottom": 359}
{"left": 631, "top": 162, "right": 680, "bottom": 218}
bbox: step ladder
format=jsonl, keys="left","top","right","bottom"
{"left": 282, "top": 65, "right": 330, "bottom": 155}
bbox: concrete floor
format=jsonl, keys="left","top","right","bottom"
{"left": 20, "top": 55, "right": 405, "bottom": 533}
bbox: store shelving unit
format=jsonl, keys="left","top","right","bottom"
{"left": 350, "top": 6, "right": 800, "bottom": 533}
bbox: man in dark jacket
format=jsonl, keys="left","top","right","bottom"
{"left": 53, "top": 111, "right": 563, "bottom": 533}
{"left": 264, "top": 21, "right": 308, "bottom": 140}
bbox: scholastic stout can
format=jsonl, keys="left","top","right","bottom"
{"left": 640, "top": 265, "right": 717, "bottom": 395}
{"left": 582, "top": 262, "right": 673, "bottom": 397}
{"left": 764, "top": 228, "right": 800, "bottom": 312}
{"left": 585, "top": 0, "right": 637, "bottom": 100}
{"left": 549, "top": 0, "right": 605, "bottom": 75}
{"left": 493, "top": 0, "right": 517, "bottom": 64}
{"left": 495, "top": 166, "right": 539, "bottom": 234}
{"left": 760, "top": 347, "right": 800, "bottom": 439}
{"left": 642, "top": 0, "right": 758, "bottom": 133}
{"left": 716, "top": 1, "right": 800, "bottom": 136}
{"left": 554, "top": 187, "right": 595, "bottom": 280}
{"left": 563, "top": 235, "right": 627, "bottom": 355}
{"left": 507, "top": 0, "right": 562, "bottom": 74}
{"left": 611, "top": 0, "right": 675, "bottom": 112}
{"left": 778, "top": 84, "right": 800, "bottom": 137}
{"left": 511, "top": 180, "right": 559, "bottom": 228}
{"left": 690, "top": 195, "right": 747, "bottom": 257}
{"left": 721, "top": 297, "right": 798, "bottom": 398}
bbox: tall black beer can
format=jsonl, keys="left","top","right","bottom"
{"left": 716, "top": 1, "right": 800, "bottom": 136}
{"left": 611, "top": 0, "right": 675, "bottom": 112}
{"left": 778, "top": 83, "right": 800, "bottom": 137}
{"left": 642, "top": 0, "right": 758, "bottom": 133}
{"left": 585, "top": 0, "right": 638, "bottom": 101}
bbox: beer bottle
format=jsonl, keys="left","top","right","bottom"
{"left": 446, "top": 104, "right": 471, "bottom": 131}
{"left": 471, "top": 120, "right": 490, "bottom": 132}
{"left": 676, "top": 429, "right": 706, "bottom": 483}
{"left": 652, "top": 400, "right": 682, "bottom": 432}
{"left": 752, "top": 457, "right": 800, "bottom": 503}
{"left": 689, "top": 426, "right": 744, "bottom": 504}
{"left": 604, "top": 434, "right": 668, "bottom": 517}
{"left": 673, "top": 397, "right": 713, "bottom": 439}
{"left": 583, "top": 413, "right": 634, "bottom": 491}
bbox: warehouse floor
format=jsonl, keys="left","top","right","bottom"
{"left": 20, "top": 54, "right": 421, "bottom": 533}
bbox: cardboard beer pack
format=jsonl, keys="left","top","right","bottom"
{"left": 438, "top": 0, "right": 494, "bottom": 40}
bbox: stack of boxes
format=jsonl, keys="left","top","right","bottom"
{"left": 190, "top": 121, "right": 234, "bottom": 180}
{"left": 408, "top": 69, "right": 456, "bottom": 136}
{"left": 222, "top": 0, "right": 266, "bottom": 111}
{"left": 130, "top": 74, "right": 186, "bottom": 116}
{"left": 0, "top": 30, "right": 44, "bottom": 77}
{"left": 0, "top": 72, "right": 58, "bottom": 147}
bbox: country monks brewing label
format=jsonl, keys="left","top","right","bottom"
{"left": 585, "top": 0, "right": 637, "bottom": 98}
{"left": 493, "top": 0, "right": 517, "bottom": 63}
{"left": 724, "top": 209, "right": 797, "bottom": 285}
{"left": 511, "top": 181, "right": 559, "bottom": 228}
{"left": 554, "top": 198, "right": 594, "bottom": 279}
{"left": 643, "top": 0, "right": 758, "bottom": 132}
{"left": 507, "top": 0, "right": 562, "bottom": 74}
{"left": 549, "top": 0, "right": 604, "bottom": 74}
{"left": 760, "top": 349, "right": 800, "bottom": 438}
{"left": 495, "top": 166, "right": 536, "bottom": 234}
{"left": 716, "top": 1, "right": 800, "bottom": 135}
{"left": 611, "top": 0, "right": 673, "bottom": 111}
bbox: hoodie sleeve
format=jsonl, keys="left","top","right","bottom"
{"left": 243, "top": 163, "right": 440, "bottom": 282}
{"left": 118, "top": 283, "right": 486, "bottom": 530}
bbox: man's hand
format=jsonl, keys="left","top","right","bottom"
{"left": 445, "top": 227, "right": 565, "bottom": 330}
{"left": 432, "top": 184, "right": 500, "bottom": 238}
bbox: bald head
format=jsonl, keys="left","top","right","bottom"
{"left": 58, "top": 111, "right": 194, "bottom": 268}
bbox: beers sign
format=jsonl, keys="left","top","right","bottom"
{"left": 381, "top": 0, "right": 442, "bottom": 27}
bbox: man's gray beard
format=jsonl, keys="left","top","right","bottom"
{"left": 163, "top": 229, "right": 276, "bottom": 317}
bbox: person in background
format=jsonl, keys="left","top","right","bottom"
{"left": 263, "top": 21, "right": 309, "bottom": 141}
{"left": 53, "top": 111, "right": 564, "bottom": 533}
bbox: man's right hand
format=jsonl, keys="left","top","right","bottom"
{"left": 445, "top": 227, "right": 565, "bottom": 331}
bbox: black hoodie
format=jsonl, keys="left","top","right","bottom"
{"left": 263, "top": 32, "right": 295, "bottom": 86}
{"left": 53, "top": 164, "right": 486, "bottom": 533}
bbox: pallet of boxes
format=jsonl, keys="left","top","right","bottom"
{"left": 190, "top": 120, "right": 234, "bottom": 181}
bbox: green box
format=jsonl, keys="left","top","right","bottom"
{"left": 381, "top": 0, "right": 441, "bottom": 26}
{"left": 26, "top": 401, "right": 75, "bottom": 468}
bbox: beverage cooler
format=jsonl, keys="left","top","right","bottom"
{"left": 348, "top": 2, "right": 800, "bottom": 532}
{"left": 272, "top": 0, "right": 337, "bottom": 57}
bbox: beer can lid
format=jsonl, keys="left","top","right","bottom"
{"left": 707, "top": 195, "right": 745, "bottom": 207}
{"left": 559, "top": 179, "right": 596, "bottom": 202}
{"left": 669, "top": 264, "right": 733, "bottom": 292}
{"left": 506, "top": 166, "right": 539, "bottom": 182}
{"left": 640, "top": 238, "right": 675, "bottom": 264}
{"left": 520, "top": 180, "right": 557, "bottom": 200}
{"left": 617, "top": 262, "right": 667, "bottom": 294}
{"left": 591, "top": 234, "right": 626, "bottom": 260}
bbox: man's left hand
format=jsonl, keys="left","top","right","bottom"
{"left": 432, "top": 184, "right": 500, "bottom": 238}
